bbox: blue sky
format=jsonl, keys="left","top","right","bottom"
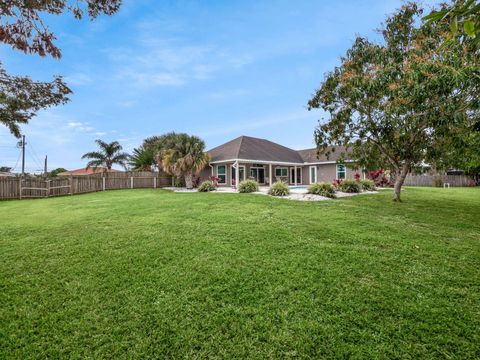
{"left": 0, "top": 0, "right": 436, "bottom": 172}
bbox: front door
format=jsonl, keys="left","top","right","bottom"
{"left": 290, "top": 168, "right": 302, "bottom": 184}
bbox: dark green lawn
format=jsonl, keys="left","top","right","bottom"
{"left": 1, "top": 188, "right": 479, "bottom": 359}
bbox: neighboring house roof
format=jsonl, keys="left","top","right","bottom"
{"left": 297, "top": 146, "right": 349, "bottom": 163}
{"left": 0, "top": 171, "right": 15, "bottom": 177}
{"left": 208, "top": 136, "right": 304, "bottom": 164}
{"left": 207, "top": 136, "right": 352, "bottom": 164}
{"left": 57, "top": 167, "right": 124, "bottom": 176}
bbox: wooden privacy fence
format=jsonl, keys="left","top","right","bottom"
{"left": 404, "top": 174, "right": 473, "bottom": 187}
{"left": 0, "top": 172, "right": 172, "bottom": 200}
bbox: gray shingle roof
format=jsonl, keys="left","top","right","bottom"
{"left": 208, "top": 136, "right": 351, "bottom": 164}
{"left": 297, "top": 146, "right": 349, "bottom": 162}
{"left": 208, "top": 136, "right": 304, "bottom": 163}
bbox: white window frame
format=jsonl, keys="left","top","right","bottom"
{"left": 290, "top": 167, "right": 302, "bottom": 185}
{"left": 250, "top": 165, "right": 265, "bottom": 184}
{"left": 309, "top": 166, "right": 317, "bottom": 184}
{"left": 275, "top": 167, "right": 288, "bottom": 177}
{"left": 336, "top": 164, "right": 346, "bottom": 179}
{"left": 217, "top": 164, "right": 227, "bottom": 184}
{"left": 230, "top": 165, "right": 245, "bottom": 186}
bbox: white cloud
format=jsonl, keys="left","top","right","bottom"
{"left": 64, "top": 73, "right": 93, "bottom": 86}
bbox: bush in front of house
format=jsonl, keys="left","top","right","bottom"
{"left": 238, "top": 179, "right": 259, "bottom": 193}
{"left": 268, "top": 181, "right": 290, "bottom": 196}
{"left": 359, "top": 179, "right": 376, "bottom": 191}
{"left": 198, "top": 180, "right": 216, "bottom": 192}
{"left": 307, "top": 182, "right": 337, "bottom": 198}
{"left": 339, "top": 179, "right": 361, "bottom": 193}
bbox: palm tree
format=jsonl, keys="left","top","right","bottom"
{"left": 81, "top": 139, "right": 129, "bottom": 171}
{"left": 129, "top": 146, "right": 155, "bottom": 171}
{"left": 157, "top": 134, "right": 210, "bottom": 189}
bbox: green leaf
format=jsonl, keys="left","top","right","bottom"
{"left": 450, "top": 16, "right": 458, "bottom": 35}
{"left": 463, "top": 19, "right": 475, "bottom": 37}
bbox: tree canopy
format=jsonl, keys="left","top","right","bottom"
{"left": 156, "top": 133, "right": 210, "bottom": 189}
{"left": 81, "top": 139, "right": 129, "bottom": 171}
{"left": 308, "top": 2, "right": 479, "bottom": 201}
{"left": 0, "top": 0, "right": 122, "bottom": 137}
{"left": 423, "top": 0, "right": 480, "bottom": 46}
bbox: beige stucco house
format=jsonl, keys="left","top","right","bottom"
{"left": 199, "top": 136, "right": 359, "bottom": 189}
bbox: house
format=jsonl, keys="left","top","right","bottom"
{"left": 199, "top": 135, "right": 359, "bottom": 188}
{"left": 57, "top": 167, "right": 124, "bottom": 176}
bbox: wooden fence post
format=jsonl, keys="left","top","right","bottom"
{"left": 69, "top": 176, "right": 73, "bottom": 195}
{"left": 131, "top": 176, "right": 134, "bottom": 189}
{"left": 18, "top": 177, "right": 22, "bottom": 200}
{"left": 153, "top": 176, "right": 157, "bottom": 189}
{"left": 102, "top": 177, "right": 106, "bottom": 191}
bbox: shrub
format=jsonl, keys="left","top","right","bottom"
{"left": 173, "top": 176, "right": 183, "bottom": 187}
{"left": 359, "top": 179, "right": 376, "bottom": 191}
{"left": 339, "top": 179, "right": 361, "bottom": 193}
{"left": 332, "top": 179, "right": 343, "bottom": 188}
{"left": 238, "top": 179, "right": 259, "bottom": 193}
{"left": 307, "top": 182, "right": 336, "bottom": 198}
{"left": 268, "top": 181, "right": 290, "bottom": 196}
{"left": 198, "top": 180, "right": 216, "bottom": 192}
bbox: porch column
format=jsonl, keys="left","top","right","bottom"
{"left": 269, "top": 164, "right": 273, "bottom": 185}
{"left": 235, "top": 160, "right": 239, "bottom": 190}
{"left": 294, "top": 165, "right": 297, "bottom": 186}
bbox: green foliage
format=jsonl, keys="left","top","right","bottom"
{"left": 81, "top": 139, "right": 129, "bottom": 170}
{"left": 359, "top": 179, "right": 376, "bottom": 191}
{"left": 339, "top": 179, "right": 361, "bottom": 193}
{"left": 238, "top": 179, "right": 259, "bottom": 193}
{"left": 173, "top": 176, "right": 183, "bottom": 188}
{"left": 197, "top": 180, "right": 216, "bottom": 192}
{"left": 268, "top": 181, "right": 290, "bottom": 196}
{"left": 129, "top": 146, "right": 154, "bottom": 171}
{"left": 157, "top": 133, "right": 210, "bottom": 189}
{"left": 307, "top": 182, "right": 337, "bottom": 198}
{"left": 308, "top": 3, "right": 479, "bottom": 201}
{"left": 48, "top": 168, "right": 67, "bottom": 177}
{"left": 423, "top": 0, "right": 480, "bottom": 46}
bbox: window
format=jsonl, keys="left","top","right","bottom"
{"left": 217, "top": 165, "right": 226, "bottom": 184}
{"left": 336, "top": 164, "right": 346, "bottom": 179}
{"left": 275, "top": 167, "right": 288, "bottom": 177}
{"left": 309, "top": 166, "right": 317, "bottom": 184}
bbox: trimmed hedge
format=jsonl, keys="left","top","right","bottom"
{"left": 268, "top": 181, "right": 290, "bottom": 196}
{"left": 238, "top": 179, "right": 259, "bottom": 193}
{"left": 307, "top": 182, "right": 337, "bottom": 198}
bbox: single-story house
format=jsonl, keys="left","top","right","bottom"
{"left": 57, "top": 167, "right": 124, "bottom": 176}
{"left": 199, "top": 135, "right": 359, "bottom": 188}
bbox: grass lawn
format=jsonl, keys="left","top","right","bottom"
{"left": 1, "top": 188, "right": 479, "bottom": 359}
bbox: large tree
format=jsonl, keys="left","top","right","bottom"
{"left": 308, "top": 3, "right": 479, "bottom": 201}
{"left": 0, "top": 1, "right": 122, "bottom": 137}
{"left": 423, "top": 0, "right": 480, "bottom": 46}
{"left": 82, "top": 139, "right": 129, "bottom": 171}
{"left": 157, "top": 134, "right": 210, "bottom": 189}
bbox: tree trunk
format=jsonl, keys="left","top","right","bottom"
{"left": 393, "top": 163, "right": 410, "bottom": 202}
{"left": 185, "top": 172, "right": 194, "bottom": 189}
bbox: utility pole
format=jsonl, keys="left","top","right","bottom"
{"left": 44, "top": 155, "right": 48, "bottom": 176}
{"left": 21, "top": 135, "right": 26, "bottom": 176}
